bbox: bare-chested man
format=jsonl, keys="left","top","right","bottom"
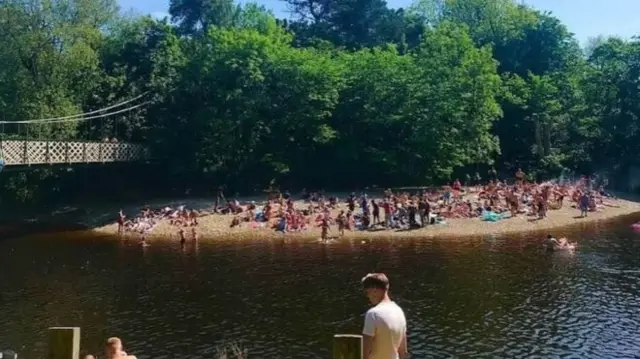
{"left": 105, "top": 337, "right": 136, "bottom": 359}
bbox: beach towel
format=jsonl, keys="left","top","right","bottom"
{"left": 482, "top": 211, "right": 507, "bottom": 222}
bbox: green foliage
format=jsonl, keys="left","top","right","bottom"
{"left": 3, "top": 0, "right": 640, "bottom": 205}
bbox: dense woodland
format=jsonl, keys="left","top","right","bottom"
{"left": 1, "top": 0, "right": 640, "bottom": 206}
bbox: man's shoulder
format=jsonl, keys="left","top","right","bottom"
{"left": 370, "top": 301, "right": 405, "bottom": 316}
{"left": 365, "top": 305, "right": 380, "bottom": 317}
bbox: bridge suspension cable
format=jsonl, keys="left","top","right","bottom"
{"left": 0, "top": 101, "right": 150, "bottom": 125}
{"left": 0, "top": 92, "right": 150, "bottom": 125}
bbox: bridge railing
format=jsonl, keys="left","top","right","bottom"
{"left": 0, "top": 140, "right": 150, "bottom": 166}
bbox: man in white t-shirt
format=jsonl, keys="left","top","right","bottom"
{"left": 361, "top": 273, "right": 408, "bottom": 359}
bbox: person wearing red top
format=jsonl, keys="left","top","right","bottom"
{"left": 453, "top": 179, "right": 462, "bottom": 199}
{"left": 453, "top": 179, "right": 461, "bottom": 191}
{"left": 383, "top": 201, "right": 394, "bottom": 228}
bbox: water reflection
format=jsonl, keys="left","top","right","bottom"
{"left": 1, "top": 221, "right": 640, "bottom": 358}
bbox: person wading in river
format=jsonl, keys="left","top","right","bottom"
{"left": 117, "top": 210, "right": 126, "bottom": 236}
{"left": 362, "top": 273, "right": 408, "bottom": 359}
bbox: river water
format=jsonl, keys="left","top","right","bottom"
{"left": 1, "top": 216, "right": 640, "bottom": 359}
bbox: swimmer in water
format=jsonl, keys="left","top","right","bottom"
{"left": 545, "top": 234, "right": 559, "bottom": 248}
{"left": 544, "top": 234, "right": 575, "bottom": 251}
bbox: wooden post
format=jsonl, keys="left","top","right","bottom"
{"left": 333, "top": 334, "right": 363, "bottom": 359}
{"left": 48, "top": 327, "right": 80, "bottom": 359}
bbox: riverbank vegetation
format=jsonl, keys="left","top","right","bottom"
{"left": 2, "top": 0, "right": 640, "bottom": 206}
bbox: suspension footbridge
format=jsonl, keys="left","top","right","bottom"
{"left": 0, "top": 140, "right": 149, "bottom": 166}
{"left": 0, "top": 94, "right": 152, "bottom": 171}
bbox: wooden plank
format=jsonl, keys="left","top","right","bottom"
{"left": 48, "top": 327, "right": 80, "bottom": 359}
{"left": 333, "top": 334, "right": 363, "bottom": 359}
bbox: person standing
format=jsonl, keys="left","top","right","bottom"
{"left": 488, "top": 167, "right": 497, "bottom": 181}
{"left": 579, "top": 192, "right": 590, "bottom": 217}
{"left": 418, "top": 198, "right": 430, "bottom": 227}
{"left": 361, "top": 194, "right": 370, "bottom": 227}
{"left": 372, "top": 199, "right": 381, "bottom": 226}
{"left": 214, "top": 186, "right": 226, "bottom": 213}
{"left": 361, "top": 273, "right": 408, "bottom": 359}
{"left": 515, "top": 168, "right": 525, "bottom": 185}
{"left": 383, "top": 200, "right": 394, "bottom": 228}
{"left": 348, "top": 193, "right": 356, "bottom": 212}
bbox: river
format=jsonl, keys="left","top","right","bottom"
{"left": 1, "top": 217, "right": 640, "bottom": 359}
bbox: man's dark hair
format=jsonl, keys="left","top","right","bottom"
{"left": 362, "top": 273, "right": 389, "bottom": 290}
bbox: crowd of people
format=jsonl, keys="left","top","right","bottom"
{"left": 222, "top": 170, "right": 618, "bottom": 241}
{"left": 116, "top": 204, "right": 201, "bottom": 246}
{"left": 113, "top": 170, "right": 620, "bottom": 243}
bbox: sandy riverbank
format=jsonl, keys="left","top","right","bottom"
{"left": 93, "top": 196, "right": 640, "bottom": 241}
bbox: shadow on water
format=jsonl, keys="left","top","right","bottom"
{"left": 0, "top": 198, "right": 218, "bottom": 239}
{"left": 1, "top": 217, "right": 640, "bottom": 358}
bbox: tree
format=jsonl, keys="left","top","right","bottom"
{"left": 152, "top": 26, "right": 344, "bottom": 187}
{"left": 0, "top": 0, "right": 120, "bottom": 139}
{"left": 169, "top": 0, "right": 236, "bottom": 35}
{"left": 284, "top": 0, "right": 410, "bottom": 49}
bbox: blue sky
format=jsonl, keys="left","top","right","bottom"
{"left": 118, "top": 0, "right": 639, "bottom": 44}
